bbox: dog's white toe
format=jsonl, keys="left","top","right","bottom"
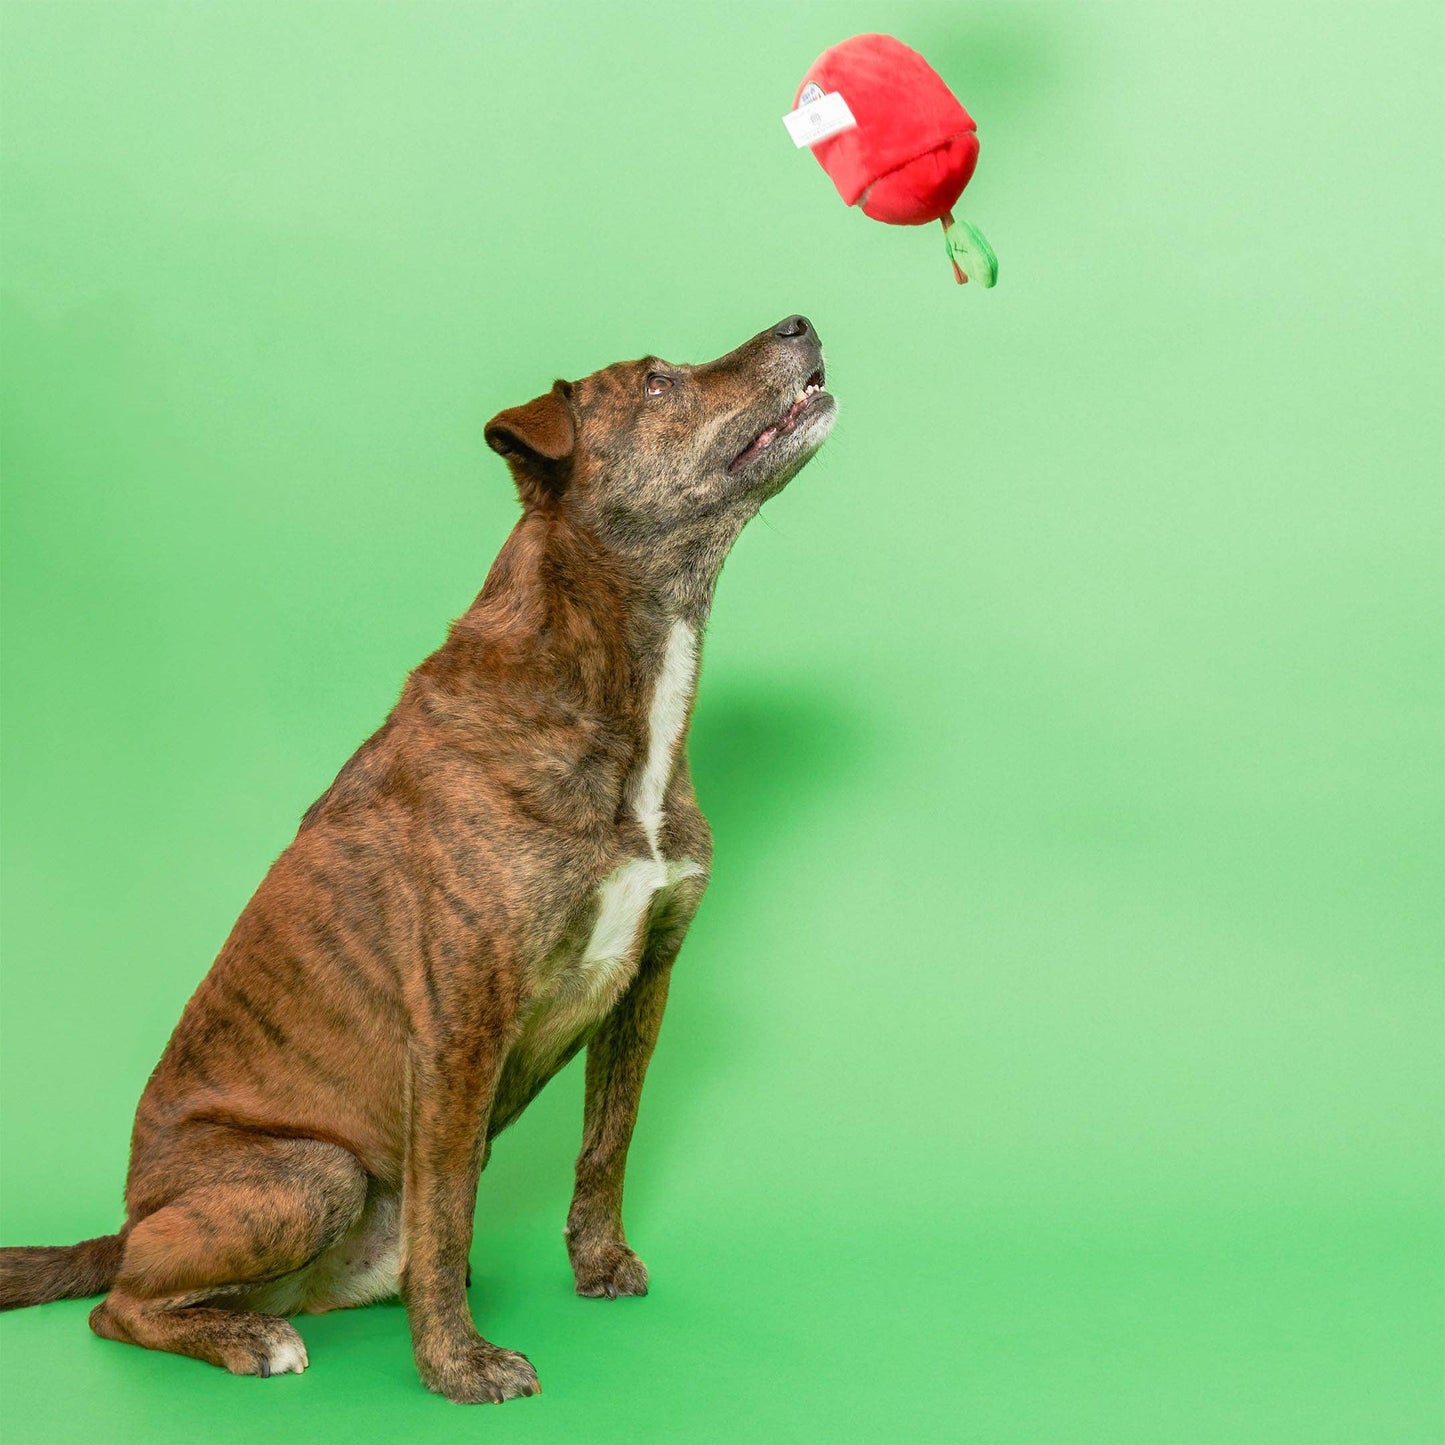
{"left": 263, "top": 1334, "right": 309, "bottom": 1376}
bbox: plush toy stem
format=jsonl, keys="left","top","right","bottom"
{"left": 942, "top": 212, "right": 968, "bottom": 284}
{"left": 942, "top": 210, "right": 998, "bottom": 289}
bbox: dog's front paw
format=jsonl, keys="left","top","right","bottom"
{"left": 570, "top": 1240, "right": 649, "bottom": 1299}
{"left": 416, "top": 1337, "right": 540, "bottom": 1405}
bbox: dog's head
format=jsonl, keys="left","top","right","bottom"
{"left": 484, "top": 317, "right": 836, "bottom": 551}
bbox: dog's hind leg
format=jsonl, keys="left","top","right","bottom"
{"left": 90, "top": 1127, "right": 367, "bottom": 1377}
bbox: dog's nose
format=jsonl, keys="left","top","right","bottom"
{"left": 773, "top": 314, "right": 812, "bottom": 340}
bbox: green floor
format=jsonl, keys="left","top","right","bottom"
{"left": 2, "top": 2, "right": 1441, "bottom": 1441}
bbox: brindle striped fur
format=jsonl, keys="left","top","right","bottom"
{"left": 0, "top": 316, "right": 836, "bottom": 1404}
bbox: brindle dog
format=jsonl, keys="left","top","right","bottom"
{"left": 0, "top": 316, "right": 835, "bottom": 1403}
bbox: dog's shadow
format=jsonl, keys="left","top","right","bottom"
{"left": 475, "top": 675, "right": 871, "bottom": 1241}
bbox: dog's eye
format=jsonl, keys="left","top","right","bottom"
{"left": 645, "top": 373, "right": 675, "bottom": 398}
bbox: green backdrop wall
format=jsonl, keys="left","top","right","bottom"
{"left": 2, "top": 3, "right": 1441, "bottom": 1441}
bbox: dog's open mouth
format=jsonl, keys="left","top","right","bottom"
{"left": 728, "top": 368, "right": 827, "bottom": 472}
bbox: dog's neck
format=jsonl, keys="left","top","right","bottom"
{"left": 451, "top": 508, "right": 736, "bottom": 728}
{"left": 426, "top": 510, "right": 730, "bottom": 830}
{"left": 589, "top": 501, "right": 754, "bottom": 629}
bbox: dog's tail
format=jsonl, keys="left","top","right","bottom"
{"left": 0, "top": 1233, "right": 125, "bottom": 1310}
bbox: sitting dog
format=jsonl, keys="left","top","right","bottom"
{"left": 0, "top": 315, "right": 835, "bottom": 1404}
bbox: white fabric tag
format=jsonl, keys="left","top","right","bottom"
{"left": 782, "top": 90, "right": 858, "bottom": 148}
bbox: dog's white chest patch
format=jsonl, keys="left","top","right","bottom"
{"left": 578, "top": 619, "right": 704, "bottom": 987}
{"left": 523, "top": 621, "right": 703, "bottom": 1057}
{"left": 581, "top": 855, "right": 702, "bottom": 987}
{"left": 632, "top": 619, "right": 698, "bottom": 854}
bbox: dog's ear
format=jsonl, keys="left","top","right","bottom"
{"left": 484, "top": 381, "right": 575, "bottom": 507}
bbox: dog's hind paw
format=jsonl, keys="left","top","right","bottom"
{"left": 257, "top": 1329, "right": 309, "bottom": 1377}
{"left": 224, "top": 1318, "right": 308, "bottom": 1378}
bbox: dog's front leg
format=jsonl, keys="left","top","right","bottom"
{"left": 566, "top": 879, "right": 704, "bottom": 1298}
{"left": 400, "top": 950, "right": 537, "bottom": 1405}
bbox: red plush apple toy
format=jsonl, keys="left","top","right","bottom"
{"left": 786, "top": 33, "right": 997, "bottom": 287}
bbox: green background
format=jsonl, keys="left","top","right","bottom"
{"left": 2, "top": 2, "right": 1441, "bottom": 1441}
